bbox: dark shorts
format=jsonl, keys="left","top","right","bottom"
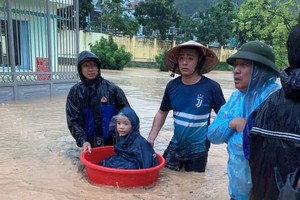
{"left": 163, "top": 142, "right": 208, "bottom": 172}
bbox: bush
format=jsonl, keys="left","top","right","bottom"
{"left": 215, "top": 61, "right": 233, "bottom": 71}
{"left": 155, "top": 49, "right": 168, "bottom": 72}
{"left": 89, "top": 35, "right": 132, "bottom": 70}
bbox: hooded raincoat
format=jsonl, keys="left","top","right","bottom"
{"left": 66, "top": 51, "right": 130, "bottom": 148}
{"left": 100, "top": 107, "right": 159, "bottom": 169}
{"left": 248, "top": 67, "right": 300, "bottom": 200}
{"left": 207, "top": 64, "right": 280, "bottom": 200}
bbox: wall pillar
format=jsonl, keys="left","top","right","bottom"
{"left": 153, "top": 38, "right": 157, "bottom": 59}
{"left": 131, "top": 36, "right": 136, "bottom": 61}
{"left": 220, "top": 45, "right": 224, "bottom": 62}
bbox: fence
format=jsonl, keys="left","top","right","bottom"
{"left": 0, "top": 0, "right": 236, "bottom": 103}
{"left": 0, "top": 0, "right": 79, "bottom": 103}
{"left": 79, "top": 31, "right": 236, "bottom": 63}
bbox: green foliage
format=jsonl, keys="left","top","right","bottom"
{"left": 134, "top": 0, "right": 181, "bottom": 40}
{"left": 89, "top": 36, "right": 132, "bottom": 70}
{"left": 155, "top": 49, "right": 168, "bottom": 71}
{"left": 193, "top": 0, "right": 237, "bottom": 45}
{"left": 216, "top": 61, "right": 233, "bottom": 71}
{"left": 173, "top": 0, "right": 246, "bottom": 17}
{"left": 174, "top": 0, "right": 220, "bottom": 16}
{"left": 79, "top": 0, "right": 94, "bottom": 29}
{"left": 175, "top": 16, "right": 198, "bottom": 42}
{"left": 122, "top": 16, "right": 140, "bottom": 36}
{"left": 236, "top": 0, "right": 299, "bottom": 68}
{"left": 96, "top": 0, "right": 139, "bottom": 36}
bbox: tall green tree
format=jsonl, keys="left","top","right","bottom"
{"left": 193, "top": 0, "right": 237, "bottom": 45}
{"left": 175, "top": 16, "right": 198, "bottom": 42}
{"left": 236, "top": 0, "right": 299, "bottom": 68}
{"left": 96, "top": 0, "right": 139, "bottom": 36}
{"left": 174, "top": 0, "right": 220, "bottom": 16}
{"left": 134, "top": 0, "right": 181, "bottom": 40}
{"left": 79, "top": 0, "right": 94, "bottom": 29}
{"left": 173, "top": 0, "right": 245, "bottom": 16}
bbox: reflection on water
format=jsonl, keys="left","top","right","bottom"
{"left": 0, "top": 68, "right": 235, "bottom": 200}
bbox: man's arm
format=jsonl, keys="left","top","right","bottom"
{"left": 147, "top": 109, "right": 169, "bottom": 146}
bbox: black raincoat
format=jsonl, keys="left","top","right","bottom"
{"left": 66, "top": 51, "right": 130, "bottom": 147}
{"left": 248, "top": 67, "right": 300, "bottom": 200}
{"left": 100, "top": 107, "right": 159, "bottom": 169}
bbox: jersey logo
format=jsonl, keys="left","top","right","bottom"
{"left": 195, "top": 94, "right": 203, "bottom": 108}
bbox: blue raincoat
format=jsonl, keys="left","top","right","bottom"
{"left": 207, "top": 64, "right": 280, "bottom": 200}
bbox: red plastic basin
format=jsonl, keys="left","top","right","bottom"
{"left": 80, "top": 146, "right": 165, "bottom": 187}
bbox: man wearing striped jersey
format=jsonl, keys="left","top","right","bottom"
{"left": 147, "top": 41, "right": 225, "bottom": 172}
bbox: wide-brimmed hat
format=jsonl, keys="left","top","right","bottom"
{"left": 164, "top": 40, "right": 219, "bottom": 75}
{"left": 226, "top": 41, "right": 279, "bottom": 75}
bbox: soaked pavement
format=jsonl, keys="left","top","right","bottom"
{"left": 0, "top": 68, "right": 235, "bottom": 200}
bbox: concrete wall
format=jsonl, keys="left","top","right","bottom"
{"left": 78, "top": 31, "right": 236, "bottom": 62}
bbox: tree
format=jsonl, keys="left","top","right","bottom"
{"left": 95, "top": 0, "right": 139, "bottom": 36}
{"left": 56, "top": 0, "right": 93, "bottom": 30}
{"left": 174, "top": 0, "right": 220, "bottom": 16}
{"left": 79, "top": 0, "right": 94, "bottom": 29}
{"left": 193, "top": 0, "right": 237, "bottom": 45}
{"left": 134, "top": 0, "right": 181, "bottom": 40}
{"left": 175, "top": 16, "right": 198, "bottom": 42}
{"left": 155, "top": 49, "right": 168, "bottom": 71}
{"left": 173, "top": 0, "right": 245, "bottom": 16}
{"left": 236, "top": 0, "right": 300, "bottom": 68}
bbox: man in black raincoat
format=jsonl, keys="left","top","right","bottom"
{"left": 247, "top": 22, "right": 300, "bottom": 199}
{"left": 66, "top": 50, "right": 130, "bottom": 152}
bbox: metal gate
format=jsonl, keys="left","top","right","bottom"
{"left": 0, "top": 0, "right": 79, "bottom": 103}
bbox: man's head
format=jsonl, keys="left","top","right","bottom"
{"left": 164, "top": 40, "right": 219, "bottom": 76}
{"left": 177, "top": 46, "right": 203, "bottom": 76}
{"left": 77, "top": 50, "right": 102, "bottom": 81}
{"left": 81, "top": 60, "right": 99, "bottom": 80}
{"left": 232, "top": 59, "right": 252, "bottom": 92}
{"left": 227, "top": 41, "right": 278, "bottom": 75}
{"left": 287, "top": 23, "right": 300, "bottom": 67}
{"left": 227, "top": 41, "right": 279, "bottom": 92}
{"left": 280, "top": 22, "right": 300, "bottom": 100}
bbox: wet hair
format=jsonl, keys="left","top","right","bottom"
{"left": 179, "top": 46, "right": 206, "bottom": 75}
{"left": 287, "top": 23, "right": 300, "bottom": 67}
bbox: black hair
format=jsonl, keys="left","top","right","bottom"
{"left": 287, "top": 23, "right": 300, "bottom": 67}
{"left": 196, "top": 56, "right": 206, "bottom": 75}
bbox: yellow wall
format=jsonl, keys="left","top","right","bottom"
{"left": 79, "top": 31, "right": 236, "bottom": 63}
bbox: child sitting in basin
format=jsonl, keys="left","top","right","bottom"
{"left": 99, "top": 107, "right": 159, "bottom": 169}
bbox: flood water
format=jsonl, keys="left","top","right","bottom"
{"left": 0, "top": 68, "right": 235, "bottom": 200}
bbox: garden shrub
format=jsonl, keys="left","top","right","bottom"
{"left": 155, "top": 49, "right": 168, "bottom": 72}
{"left": 216, "top": 61, "right": 233, "bottom": 71}
{"left": 89, "top": 35, "right": 132, "bottom": 70}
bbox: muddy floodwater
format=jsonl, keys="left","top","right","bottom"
{"left": 0, "top": 68, "right": 236, "bottom": 200}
